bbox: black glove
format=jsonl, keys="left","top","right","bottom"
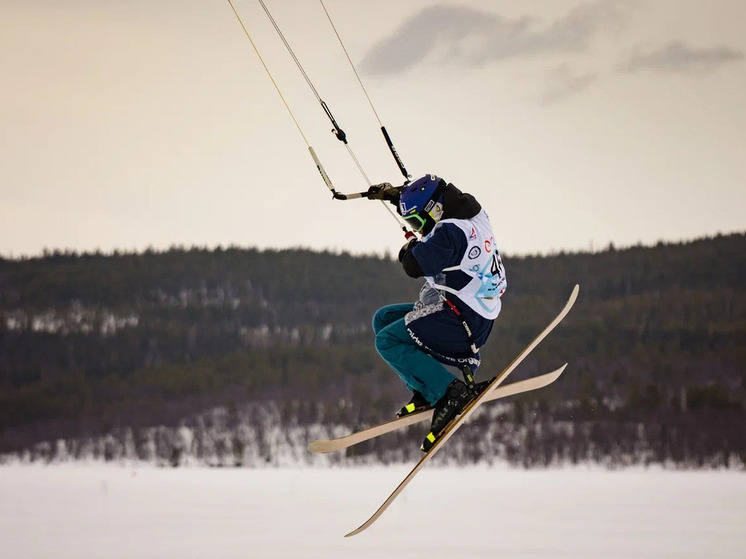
{"left": 366, "top": 183, "right": 400, "bottom": 203}
{"left": 398, "top": 238, "right": 419, "bottom": 262}
{"left": 399, "top": 238, "right": 424, "bottom": 278}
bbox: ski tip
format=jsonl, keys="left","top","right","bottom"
{"left": 307, "top": 440, "right": 329, "bottom": 453}
{"left": 345, "top": 514, "right": 380, "bottom": 537}
{"left": 344, "top": 525, "right": 365, "bottom": 538}
{"left": 570, "top": 283, "right": 580, "bottom": 300}
{"left": 546, "top": 363, "right": 568, "bottom": 382}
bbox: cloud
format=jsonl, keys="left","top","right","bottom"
{"left": 538, "top": 65, "right": 599, "bottom": 104}
{"left": 359, "top": 2, "right": 631, "bottom": 76}
{"left": 619, "top": 41, "right": 744, "bottom": 74}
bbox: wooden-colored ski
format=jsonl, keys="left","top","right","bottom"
{"left": 345, "top": 284, "right": 579, "bottom": 537}
{"left": 308, "top": 365, "right": 566, "bottom": 454}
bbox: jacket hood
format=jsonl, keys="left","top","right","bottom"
{"left": 441, "top": 182, "right": 481, "bottom": 220}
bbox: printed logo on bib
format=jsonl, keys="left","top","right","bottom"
{"left": 468, "top": 246, "right": 481, "bottom": 259}
{"left": 485, "top": 236, "right": 495, "bottom": 253}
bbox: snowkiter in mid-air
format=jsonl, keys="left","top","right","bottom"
{"left": 366, "top": 174, "right": 507, "bottom": 450}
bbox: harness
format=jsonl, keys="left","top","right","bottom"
{"left": 441, "top": 296, "right": 479, "bottom": 356}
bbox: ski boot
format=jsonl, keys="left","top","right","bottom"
{"left": 420, "top": 370, "right": 496, "bottom": 452}
{"left": 396, "top": 390, "right": 431, "bottom": 418}
{"left": 474, "top": 377, "right": 495, "bottom": 394}
{"left": 421, "top": 378, "right": 477, "bottom": 452}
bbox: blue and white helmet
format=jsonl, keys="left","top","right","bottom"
{"left": 398, "top": 174, "right": 446, "bottom": 235}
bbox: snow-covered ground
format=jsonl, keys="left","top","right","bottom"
{"left": 1, "top": 465, "right": 743, "bottom": 558}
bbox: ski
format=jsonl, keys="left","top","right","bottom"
{"left": 345, "top": 284, "right": 579, "bottom": 537}
{"left": 308, "top": 364, "right": 566, "bottom": 454}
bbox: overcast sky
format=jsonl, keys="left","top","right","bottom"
{"left": 2, "top": 0, "right": 745, "bottom": 258}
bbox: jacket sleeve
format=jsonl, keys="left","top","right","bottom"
{"left": 400, "top": 242, "right": 424, "bottom": 278}
{"left": 406, "top": 224, "right": 466, "bottom": 278}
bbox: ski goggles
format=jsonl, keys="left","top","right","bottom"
{"left": 402, "top": 212, "right": 427, "bottom": 232}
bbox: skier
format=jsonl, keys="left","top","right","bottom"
{"left": 366, "top": 174, "right": 507, "bottom": 450}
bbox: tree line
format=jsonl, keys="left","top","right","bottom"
{"left": 1, "top": 233, "right": 744, "bottom": 466}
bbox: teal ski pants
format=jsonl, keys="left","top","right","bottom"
{"left": 373, "top": 304, "right": 456, "bottom": 405}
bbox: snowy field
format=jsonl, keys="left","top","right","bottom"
{"left": 1, "top": 465, "right": 744, "bottom": 559}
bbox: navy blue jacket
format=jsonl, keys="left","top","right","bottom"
{"left": 398, "top": 184, "right": 494, "bottom": 347}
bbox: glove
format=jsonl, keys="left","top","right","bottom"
{"left": 366, "top": 183, "right": 400, "bottom": 203}
{"left": 398, "top": 238, "right": 419, "bottom": 262}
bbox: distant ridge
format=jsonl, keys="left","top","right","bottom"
{"left": 1, "top": 233, "right": 744, "bottom": 467}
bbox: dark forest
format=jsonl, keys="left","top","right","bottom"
{"left": 1, "top": 233, "right": 744, "bottom": 467}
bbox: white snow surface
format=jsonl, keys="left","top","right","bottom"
{"left": 1, "top": 465, "right": 743, "bottom": 558}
